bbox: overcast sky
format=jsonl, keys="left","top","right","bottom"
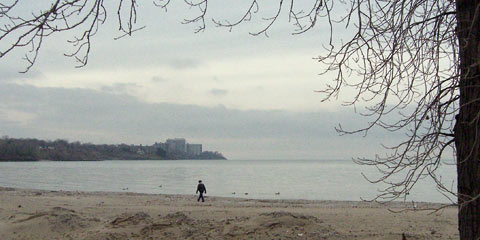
{"left": 1, "top": 1, "right": 404, "bottom": 160}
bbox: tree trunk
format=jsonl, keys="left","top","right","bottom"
{"left": 455, "top": 1, "right": 480, "bottom": 239}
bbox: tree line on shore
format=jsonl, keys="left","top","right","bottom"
{"left": 0, "top": 137, "right": 226, "bottom": 161}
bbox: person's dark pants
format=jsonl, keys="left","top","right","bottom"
{"left": 197, "top": 192, "right": 205, "bottom": 202}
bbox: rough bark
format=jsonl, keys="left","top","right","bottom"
{"left": 455, "top": 1, "right": 480, "bottom": 239}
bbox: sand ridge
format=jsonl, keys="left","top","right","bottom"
{"left": 0, "top": 187, "right": 458, "bottom": 239}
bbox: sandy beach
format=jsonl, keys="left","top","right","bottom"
{"left": 0, "top": 187, "right": 458, "bottom": 239}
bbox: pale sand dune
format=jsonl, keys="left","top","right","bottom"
{"left": 0, "top": 187, "right": 458, "bottom": 239}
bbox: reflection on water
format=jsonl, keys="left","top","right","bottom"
{"left": 0, "top": 160, "right": 456, "bottom": 203}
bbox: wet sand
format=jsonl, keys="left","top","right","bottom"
{"left": 0, "top": 187, "right": 458, "bottom": 239}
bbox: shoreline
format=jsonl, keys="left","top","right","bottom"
{"left": 0, "top": 185, "right": 454, "bottom": 205}
{"left": 0, "top": 158, "right": 228, "bottom": 162}
{"left": 0, "top": 187, "right": 458, "bottom": 239}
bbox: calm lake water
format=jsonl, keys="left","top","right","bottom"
{"left": 0, "top": 160, "right": 457, "bottom": 203}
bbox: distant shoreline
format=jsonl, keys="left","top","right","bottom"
{"left": 0, "top": 137, "right": 227, "bottom": 161}
{"left": 0, "top": 158, "right": 227, "bottom": 162}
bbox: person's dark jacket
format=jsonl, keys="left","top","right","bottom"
{"left": 196, "top": 183, "right": 206, "bottom": 194}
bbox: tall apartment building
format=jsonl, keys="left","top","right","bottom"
{"left": 186, "top": 143, "right": 202, "bottom": 156}
{"left": 166, "top": 138, "right": 186, "bottom": 153}
{"left": 154, "top": 142, "right": 167, "bottom": 151}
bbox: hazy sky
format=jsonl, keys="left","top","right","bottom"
{"left": 1, "top": 1, "right": 402, "bottom": 159}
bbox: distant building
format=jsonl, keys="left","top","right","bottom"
{"left": 186, "top": 143, "right": 202, "bottom": 156}
{"left": 154, "top": 142, "right": 167, "bottom": 151}
{"left": 156, "top": 138, "right": 204, "bottom": 157}
{"left": 166, "top": 138, "right": 186, "bottom": 153}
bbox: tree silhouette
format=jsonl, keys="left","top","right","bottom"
{"left": 1, "top": 0, "right": 478, "bottom": 238}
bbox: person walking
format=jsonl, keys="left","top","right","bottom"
{"left": 196, "top": 180, "right": 207, "bottom": 202}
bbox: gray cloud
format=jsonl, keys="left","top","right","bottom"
{"left": 0, "top": 65, "right": 45, "bottom": 82}
{"left": 209, "top": 88, "right": 228, "bottom": 96}
{"left": 0, "top": 82, "right": 403, "bottom": 159}
{"left": 101, "top": 82, "right": 139, "bottom": 94}
{"left": 151, "top": 76, "right": 168, "bottom": 83}
{"left": 168, "top": 59, "right": 201, "bottom": 70}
